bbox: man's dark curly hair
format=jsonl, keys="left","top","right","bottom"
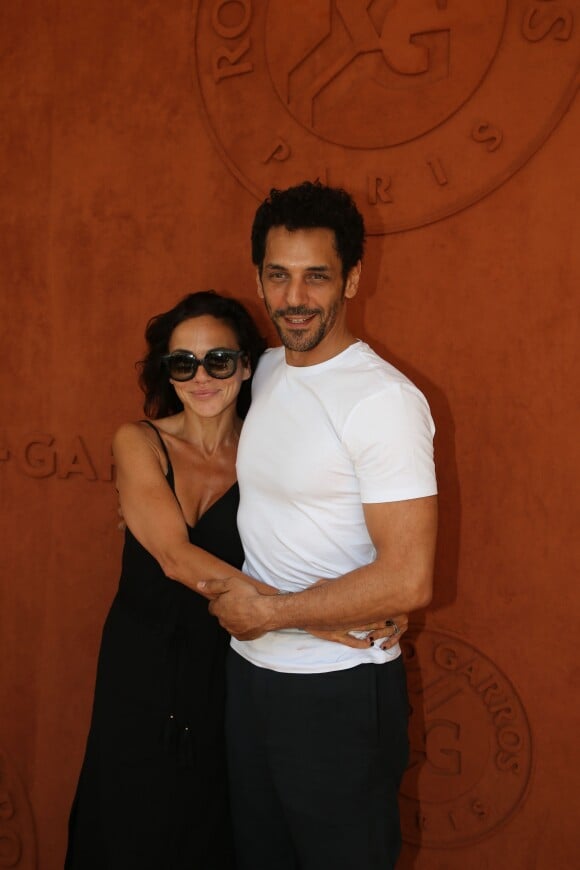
{"left": 251, "top": 181, "right": 365, "bottom": 279}
{"left": 138, "top": 291, "right": 266, "bottom": 420}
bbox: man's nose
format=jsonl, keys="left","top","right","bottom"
{"left": 285, "top": 277, "right": 308, "bottom": 308}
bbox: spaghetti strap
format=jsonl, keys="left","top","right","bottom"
{"left": 140, "top": 419, "right": 175, "bottom": 488}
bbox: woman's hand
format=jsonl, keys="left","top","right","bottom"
{"left": 369, "top": 613, "right": 408, "bottom": 650}
{"left": 307, "top": 613, "right": 409, "bottom": 650}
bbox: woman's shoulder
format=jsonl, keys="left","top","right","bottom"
{"left": 113, "top": 420, "right": 177, "bottom": 480}
{"left": 113, "top": 418, "right": 175, "bottom": 464}
{"left": 114, "top": 419, "right": 154, "bottom": 446}
{"left": 115, "top": 414, "right": 182, "bottom": 441}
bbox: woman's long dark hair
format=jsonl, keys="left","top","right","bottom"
{"left": 138, "top": 291, "right": 266, "bottom": 420}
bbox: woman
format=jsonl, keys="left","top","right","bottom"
{"left": 66, "top": 291, "right": 268, "bottom": 869}
{"left": 66, "top": 290, "right": 407, "bottom": 869}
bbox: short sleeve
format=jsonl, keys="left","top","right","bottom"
{"left": 342, "top": 383, "right": 437, "bottom": 503}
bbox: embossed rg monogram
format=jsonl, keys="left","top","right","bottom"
{"left": 287, "top": 0, "right": 454, "bottom": 124}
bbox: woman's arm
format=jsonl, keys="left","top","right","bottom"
{"left": 113, "top": 422, "right": 277, "bottom": 598}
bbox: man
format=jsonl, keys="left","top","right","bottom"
{"left": 199, "top": 182, "right": 437, "bottom": 869}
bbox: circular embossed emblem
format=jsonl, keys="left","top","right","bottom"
{"left": 193, "top": 0, "right": 579, "bottom": 233}
{"left": 399, "top": 629, "right": 533, "bottom": 848}
{"left": 0, "top": 749, "right": 37, "bottom": 869}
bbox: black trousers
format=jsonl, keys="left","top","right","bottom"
{"left": 225, "top": 650, "right": 409, "bottom": 870}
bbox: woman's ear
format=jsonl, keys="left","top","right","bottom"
{"left": 241, "top": 354, "right": 252, "bottom": 382}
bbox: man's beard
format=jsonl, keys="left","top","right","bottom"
{"left": 270, "top": 303, "right": 340, "bottom": 352}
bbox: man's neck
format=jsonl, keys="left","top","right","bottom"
{"left": 284, "top": 331, "right": 357, "bottom": 367}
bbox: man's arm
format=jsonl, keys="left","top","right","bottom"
{"left": 203, "top": 494, "right": 437, "bottom": 638}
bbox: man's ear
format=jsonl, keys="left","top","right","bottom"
{"left": 344, "top": 261, "right": 361, "bottom": 299}
{"left": 256, "top": 268, "right": 264, "bottom": 299}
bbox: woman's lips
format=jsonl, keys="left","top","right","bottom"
{"left": 189, "top": 389, "right": 219, "bottom": 399}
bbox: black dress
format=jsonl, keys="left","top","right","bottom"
{"left": 66, "top": 423, "right": 241, "bottom": 869}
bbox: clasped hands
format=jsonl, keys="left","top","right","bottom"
{"left": 197, "top": 575, "right": 408, "bottom": 649}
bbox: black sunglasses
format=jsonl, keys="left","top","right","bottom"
{"left": 161, "top": 348, "right": 246, "bottom": 381}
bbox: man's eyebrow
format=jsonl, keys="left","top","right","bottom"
{"left": 264, "top": 262, "right": 331, "bottom": 271}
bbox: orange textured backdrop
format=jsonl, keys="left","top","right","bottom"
{"left": 1, "top": 2, "right": 579, "bottom": 868}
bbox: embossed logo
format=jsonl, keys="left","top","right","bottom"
{"left": 0, "top": 432, "right": 115, "bottom": 481}
{"left": 0, "top": 749, "right": 36, "bottom": 869}
{"left": 400, "top": 629, "right": 533, "bottom": 848}
{"left": 193, "top": 0, "right": 579, "bottom": 233}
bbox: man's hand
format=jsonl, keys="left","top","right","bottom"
{"left": 199, "top": 576, "right": 275, "bottom": 640}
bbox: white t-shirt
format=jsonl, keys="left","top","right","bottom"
{"left": 232, "top": 342, "right": 437, "bottom": 673}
